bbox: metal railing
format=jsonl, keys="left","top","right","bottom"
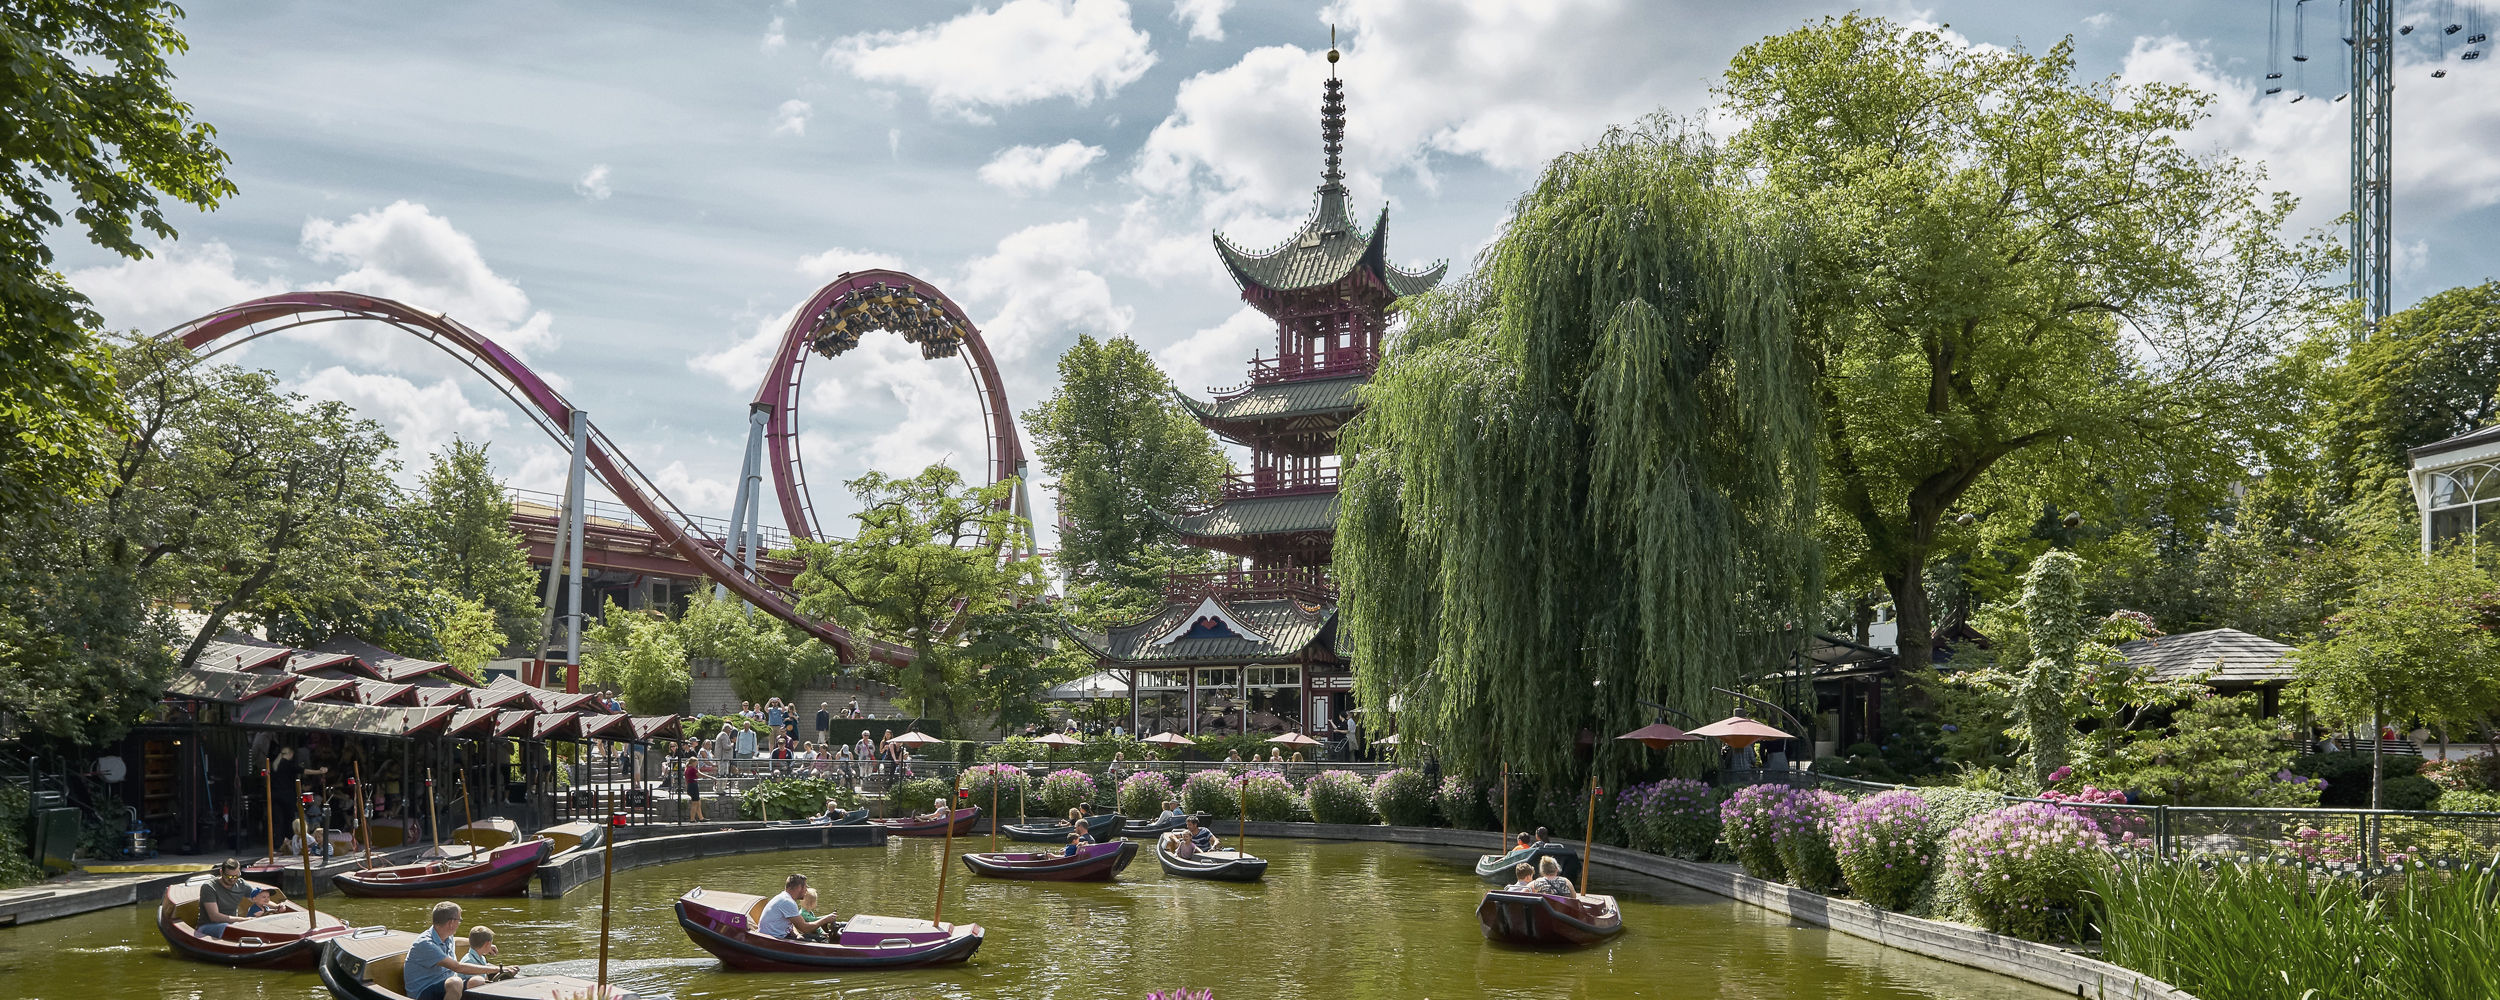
{"left": 507, "top": 486, "right": 796, "bottom": 553}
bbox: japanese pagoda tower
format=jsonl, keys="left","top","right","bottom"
{"left": 1072, "top": 47, "right": 1444, "bottom": 740}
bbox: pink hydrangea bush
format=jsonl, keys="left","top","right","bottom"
{"left": 1719, "top": 785, "right": 1794, "bottom": 881}
{"left": 1943, "top": 803, "right": 2110, "bottom": 940}
{"left": 1036, "top": 768, "right": 1098, "bottom": 815}
{"left": 1307, "top": 770, "right": 1377, "bottom": 824}
{"left": 1615, "top": 779, "right": 1721, "bottom": 859}
{"left": 1771, "top": 789, "right": 1846, "bottom": 893}
{"left": 1238, "top": 770, "right": 1300, "bottom": 821}
{"left": 1828, "top": 789, "right": 1935, "bottom": 910}
{"left": 1181, "top": 768, "right": 1241, "bottom": 817}
{"left": 1116, "top": 770, "right": 1174, "bottom": 818}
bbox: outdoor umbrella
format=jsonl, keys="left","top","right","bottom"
{"left": 1613, "top": 723, "right": 1704, "bottom": 750}
{"left": 1266, "top": 732, "right": 1324, "bottom": 747}
{"left": 1142, "top": 732, "right": 1195, "bottom": 748}
{"left": 1031, "top": 733, "right": 1085, "bottom": 747}
{"left": 1687, "top": 716, "right": 1793, "bottom": 750}
{"left": 887, "top": 731, "right": 947, "bottom": 748}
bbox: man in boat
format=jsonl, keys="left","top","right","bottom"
{"left": 1158, "top": 799, "right": 1185, "bottom": 823}
{"left": 196, "top": 859, "right": 269, "bottom": 939}
{"left": 1525, "top": 856, "right": 1577, "bottom": 897}
{"left": 1532, "top": 826, "right": 1552, "bottom": 847}
{"left": 406, "top": 901, "right": 519, "bottom": 1000}
{"left": 1170, "top": 816, "right": 1220, "bottom": 858}
{"left": 759, "top": 874, "right": 837, "bottom": 940}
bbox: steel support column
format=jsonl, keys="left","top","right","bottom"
{"left": 2352, "top": 0, "right": 2392, "bottom": 335}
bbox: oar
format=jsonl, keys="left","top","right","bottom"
{"left": 294, "top": 781, "right": 318, "bottom": 929}
{"left": 352, "top": 763, "right": 374, "bottom": 869}
{"left": 1580, "top": 772, "right": 1598, "bottom": 895}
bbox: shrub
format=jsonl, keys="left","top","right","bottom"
{"left": 1772, "top": 789, "right": 1845, "bottom": 893}
{"left": 1370, "top": 769, "right": 1436, "bottom": 826}
{"left": 2417, "top": 753, "right": 2500, "bottom": 792}
{"left": 1615, "top": 779, "right": 1720, "bottom": 859}
{"left": 1719, "top": 785, "right": 1793, "bottom": 882}
{"left": 885, "top": 777, "right": 947, "bottom": 814}
{"left": 1438, "top": 775, "right": 1494, "bottom": 830}
{"left": 1117, "top": 771, "right": 1175, "bottom": 819}
{"left": 1037, "top": 769, "right": 1099, "bottom": 815}
{"left": 2293, "top": 751, "right": 2422, "bottom": 807}
{"left": 958, "top": 763, "right": 1030, "bottom": 817}
{"left": 2038, "top": 785, "right": 2149, "bottom": 845}
{"left": 1073, "top": 733, "right": 1159, "bottom": 763}
{"left": 1944, "top": 803, "right": 2108, "bottom": 941}
{"left": 1829, "top": 790, "right": 1935, "bottom": 910}
{"left": 738, "top": 775, "right": 861, "bottom": 820}
{"left": 981, "top": 737, "right": 1049, "bottom": 763}
{"left": 1238, "top": 770, "right": 1299, "bottom": 820}
{"left": 1188, "top": 733, "right": 1275, "bottom": 763}
{"left": 1307, "top": 770, "right": 1376, "bottom": 824}
{"left": 2437, "top": 788, "right": 2500, "bottom": 813}
{"left": 1182, "top": 769, "right": 1240, "bottom": 818}
{"left": 2381, "top": 774, "right": 2443, "bottom": 811}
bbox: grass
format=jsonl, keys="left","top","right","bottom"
{"left": 2089, "top": 854, "right": 2500, "bottom": 1000}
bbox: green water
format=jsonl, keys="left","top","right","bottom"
{"left": 0, "top": 837, "right": 2061, "bottom": 1000}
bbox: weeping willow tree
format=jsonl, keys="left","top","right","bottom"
{"left": 1340, "top": 119, "right": 1820, "bottom": 786}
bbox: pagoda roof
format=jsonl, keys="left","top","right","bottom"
{"left": 1180, "top": 374, "right": 1365, "bottom": 426}
{"left": 1156, "top": 493, "right": 1339, "bottom": 540}
{"left": 1067, "top": 593, "right": 1335, "bottom": 665}
{"left": 1211, "top": 69, "right": 1443, "bottom": 300}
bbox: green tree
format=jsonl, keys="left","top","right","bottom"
{"left": 2309, "top": 281, "right": 2500, "bottom": 539}
{"left": 1720, "top": 15, "right": 2338, "bottom": 670}
{"left": 678, "top": 589, "right": 828, "bottom": 708}
{"left": 581, "top": 600, "right": 690, "bottom": 715}
{"left": 2016, "top": 551, "right": 2085, "bottom": 781}
{"left": 412, "top": 439, "right": 539, "bottom": 648}
{"left": 0, "top": 525, "right": 175, "bottom": 744}
{"left": 1337, "top": 119, "right": 1822, "bottom": 784}
{"left": 792, "top": 464, "right": 1044, "bottom": 728}
{"left": 2291, "top": 548, "right": 2500, "bottom": 807}
{"left": 1, "top": 1, "right": 234, "bottom": 517}
{"left": 1023, "top": 334, "right": 1228, "bottom": 600}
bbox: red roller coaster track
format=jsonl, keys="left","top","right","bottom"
{"left": 161, "top": 285, "right": 1013, "bottom": 667}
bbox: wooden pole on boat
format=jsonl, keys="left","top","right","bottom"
{"left": 596, "top": 786, "right": 616, "bottom": 1000}
{"left": 1580, "top": 772, "right": 1598, "bottom": 894}
{"left": 261, "top": 766, "right": 275, "bottom": 865}
{"left": 293, "top": 781, "right": 317, "bottom": 928}
{"left": 1237, "top": 771, "right": 1248, "bottom": 854}
{"left": 1499, "top": 761, "right": 1510, "bottom": 849}
{"left": 989, "top": 768, "right": 999, "bottom": 854}
{"left": 352, "top": 763, "right": 374, "bottom": 870}
{"left": 459, "top": 772, "right": 477, "bottom": 852}
{"left": 425, "top": 768, "right": 442, "bottom": 857}
{"left": 933, "top": 772, "right": 959, "bottom": 925}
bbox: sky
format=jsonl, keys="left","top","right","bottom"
{"left": 55, "top": 0, "right": 2500, "bottom": 552}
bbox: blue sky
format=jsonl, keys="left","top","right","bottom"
{"left": 55, "top": 0, "right": 2500, "bottom": 548}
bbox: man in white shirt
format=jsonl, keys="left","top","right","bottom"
{"left": 757, "top": 873, "right": 835, "bottom": 939}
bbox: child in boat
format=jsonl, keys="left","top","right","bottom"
{"left": 1504, "top": 861, "right": 1535, "bottom": 890}
{"left": 798, "top": 886, "right": 835, "bottom": 940}
{"left": 1062, "top": 832, "right": 1086, "bottom": 857}
{"left": 1158, "top": 799, "right": 1185, "bottom": 823}
{"left": 461, "top": 926, "right": 517, "bottom": 981}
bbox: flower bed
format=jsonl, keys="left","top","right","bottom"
{"left": 1239, "top": 770, "right": 1300, "bottom": 821}
{"left": 1614, "top": 779, "right": 1720, "bottom": 860}
{"left": 1117, "top": 770, "right": 1175, "bottom": 819}
{"left": 1370, "top": 769, "right": 1436, "bottom": 827}
{"left": 1307, "top": 770, "right": 1376, "bottom": 825}
{"left": 1772, "top": 788, "right": 1845, "bottom": 893}
{"left": 1038, "top": 768, "right": 1099, "bottom": 816}
{"left": 1828, "top": 789, "right": 1934, "bottom": 910}
{"left": 1943, "top": 803, "right": 2108, "bottom": 941}
{"left": 1719, "top": 785, "right": 1792, "bottom": 881}
{"left": 1182, "top": 769, "right": 1241, "bottom": 818}
{"left": 957, "top": 763, "right": 1030, "bottom": 816}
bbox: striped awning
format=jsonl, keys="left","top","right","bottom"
{"left": 355, "top": 681, "right": 418, "bottom": 706}
{"left": 531, "top": 712, "right": 581, "bottom": 739}
{"left": 493, "top": 710, "right": 536, "bottom": 737}
{"left": 446, "top": 708, "right": 500, "bottom": 735}
{"left": 629, "top": 715, "right": 682, "bottom": 740}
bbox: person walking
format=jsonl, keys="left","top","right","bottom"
{"left": 816, "top": 702, "right": 832, "bottom": 745}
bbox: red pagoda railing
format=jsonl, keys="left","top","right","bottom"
{"left": 1221, "top": 467, "right": 1339, "bottom": 499}
{"left": 1242, "top": 351, "right": 1376, "bottom": 386}
{"left": 1163, "top": 566, "right": 1336, "bottom": 602}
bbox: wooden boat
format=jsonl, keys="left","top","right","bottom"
{"left": 451, "top": 817, "right": 522, "bottom": 850}
{"left": 1473, "top": 843, "right": 1581, "bottom": 884}
{"left": 535, "top": 820, "right": 604, "bottom": 856}
{"left": 1119, "top": 813, "right": 1200, "bottom": 838}
{"left": 1001, "top": 813, "right": 1124, "bottom": 843}
{"left": 331, "top": 838, "right": 550, "bottom": 898}
{"left": 1475, "top": 890, "right": 1623, "bottom": 946}
{"left": 1153, "top": 839, "right": 1269, "bottom": 882}
{"left": 868, "top": 806, "right": 980, "bottom": 838}
{"left": 961, "top": 840, "right": 1137, "bottom": 881}
{"left": 318, "top": 927, "right": 631, "bottom": 1000}
{"left": 672, "top": 887, "right": 983, "bottom": 970}
{"left": 159, "top": 876, "right": 350, "bottom": 968}
{"left": 766, "top": 808, "right": 869, "bottom": 828}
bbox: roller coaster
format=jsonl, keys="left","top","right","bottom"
{"left": 164, "top": 269, "right": 1023, "bottom": 667}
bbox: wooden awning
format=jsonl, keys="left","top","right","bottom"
{"left": 493, "top": 710, "right": 536, "bottom": 737}
{"left": 413, "top": 686, "right": 469, "bottom": 707}
{"left": 628, "top": 715, "right": 682, "bottom": 740}
{"left": 576, "top": 713, "right": 633, "bottom": 739}
{"left": 446, "top": 708, "right": 500, "bottom": 735}
{"left": 166, "top": 668, "right": 295, "bottom": 704}
{"left": 292, "top": 677, "right": 359, "bottom": 703}
{"left": 530, "top": 712, "right": 580, "bottom": 739}
{"left": 355, "top": 680, "right": 418, "bottom": 706}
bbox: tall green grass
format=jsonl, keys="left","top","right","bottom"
{"left": 2090, "top": 855, "right": 2500, "bottom": 1000}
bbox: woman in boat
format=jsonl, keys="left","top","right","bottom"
{"left": 1525, "top": 856, "right": 1577, "bottom": 896}
{"left": 1158, "top": 799, "right": 1185, "bottom": 823}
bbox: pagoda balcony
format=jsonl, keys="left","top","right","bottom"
{"left": 1163, "top": 565, "right": 1337, "bottom": 602}
{"left": 1221, "top": 467, "right": 1339, "bottom": 500}
{"left": 1237, "top": 351, "right": 1377, "bottom": 388}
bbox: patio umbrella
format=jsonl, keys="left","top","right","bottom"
{"left": 1142, "top": 732, "right": 1195, "bottom": 748}
{"left": 1687, "top": 716, "right": 1793, "bottom": 750}
{"left": 1031, "top": 732, "right": 1085, "bottom": 747}
{"left": 1613, "top": 723, "right": 1704, "bottom": 750}
{"left": 886, "top": 730, "right": 946, "bottom": 748}
{"left": 1267, "top": 732, "right": 1324, "bottom": 747}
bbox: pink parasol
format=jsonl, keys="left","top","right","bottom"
{"left": 1030, "top": 732, "right": 1084, "bottom": 747}
{"left": 885, "top": 730, "right": 946, "bottom": 748}
{"left": 1267, "top": 732, "right": 1324, "bottom": 747}
{"left": 1613, "top": 722, "right": 1705, "bottom": 750}
{"left": 1142, "top": 731, "right": 1195, "bottom": 748}
{"left": 1687, "top": 716, "right": 1793, "bottom": 750}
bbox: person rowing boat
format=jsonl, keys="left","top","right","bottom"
{"left": 759, "top": 874, "right": 838, "bottom": 940}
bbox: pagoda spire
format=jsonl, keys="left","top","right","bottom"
{"left": 1321, "top": 28, "right": 1345, "bottom": 189}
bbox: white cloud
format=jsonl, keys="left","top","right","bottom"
{"left": 575, "top": 164, "right": 612, "bottom": 200}
{"left": 2396, "top": 238, "right": 2431, "bottom": 278}
{"left": 2082, "top": 12, "right": 2114, "bottom": 32}
{"left": 67, "top": 241, "right": 290, "bottom": 336}
{"left": 293, "top": 366, "right": 511, "bottom": 475}
{"left": 796, "top": 246, "right": 913, "bottom": 282}
{"left": 1156, "top": 305, "right": 1271, "bottom": 398}
{"left": 954, "top": 219, "right": 1132, "bottom": 362}
{"left": 977, "top": 140, "right": 1106, "bottom": 192}
{"left": 761, "top": 16, "right": 787, "bottom": 53}
{"left": 687, "top": 248, "right": 916, "bottom": 391}
{"left": 770, "top": 99, "right": 812, "bottom": 136}
{"left": 796, "top": 333, "right": 990, "bottom": 490}
{"left": 828, "top": 0, "right": 1157, "bottom": 122}
{"left": 652, "top": 459, "right": 735, "bottom": 512}
{"left": 1172, "top": 0, "right": 1234, "bottom": 41}
{"left": 300, "top": 200, "right": 559, "bottom": 359}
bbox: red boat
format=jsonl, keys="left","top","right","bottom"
{"left": 159, "top": 876, "right": 351, "bottom": 968}
{"left": 961, "top": 840, "right": 1137, "bottom": 881}
{"left": 672, "top": 887, "right": 983, "bottom": 970}
{"left": 331, "top": 838, "right": 550, "bottom": 898}
{"left": 869, "top": 806, "right": 980, "bottom": 838}
{"left": 319, "top": 928, "right": 632, "bottom": 1000}
{"left": 1476, "top": 890, "right": 1624, "bottom": 947}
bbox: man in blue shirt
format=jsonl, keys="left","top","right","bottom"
{"left": 405, "top": 901, "right": 518, "bottom": 1000}
{"left": 734, "top": 725, "right": 757, "bottom": 759}
{"left": 757, "top": 873, "right": 835, "bottom": 940}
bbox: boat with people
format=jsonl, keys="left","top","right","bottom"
{"left": 1473, "top": 842, "right": 1580, "bottom": 884}
{"left": 1119, "top": 812, "right": 1199, "bottom": 838}
{"left": 672, "top": 887, "right": 983, "bottom": 970}
{"left": 1000, "top": 812, "right": 1124, "bottom": 843}
{"left": 159, "top": 872, "right": 351, "bottom": 968}
{"left": 767, "top": 807, "right": 869, "bottom": 828}
{"left": 331, "top": 838, "right": 551, "bottom": 898}
{"left": 1153, "top": 838, "right": 1269, "bottom": 882}
{"left": 960, "top": 840, "right": 1137, "bottom": 881}
{"left": 1475, "top": 890, "right": 1623, "bottom": 946}
{"left": 868, "top": 805, "right": 980, "bottom": 838}
{"left": 317, "top": 927, "right": 631, "bottom": 1000}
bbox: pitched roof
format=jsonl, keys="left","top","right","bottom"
{"left": 466, "top": 679, "right": 537, "bottom": 710}
{"left": 493, "top": 710, "right": 537, "bottom": 737}
{"left": 1068, "top": 595, "right": 1334, "bottom": 665}
{"left": 1179, "top": 375, "right": 1366, "bottom": 426}
{"left": 310, "top": 636, "right": 480, "bottom": 686}
{"left": 166, "top": 667, "right": 296, "bottom": 704}
{"left": 1214, "top": 197, "right": 1445, "bottom": 298}
{"left": 446, "top": 708, "right": 501, "bottom": 735}
{"left": 1158, "top": 493, "right": 1340, "bottom": 539}
{"left": 2115, "top": 628, "right": 2298, "bottom": 685}
{"left": 198, "top": 634, "right": 296, "bottom": 672}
